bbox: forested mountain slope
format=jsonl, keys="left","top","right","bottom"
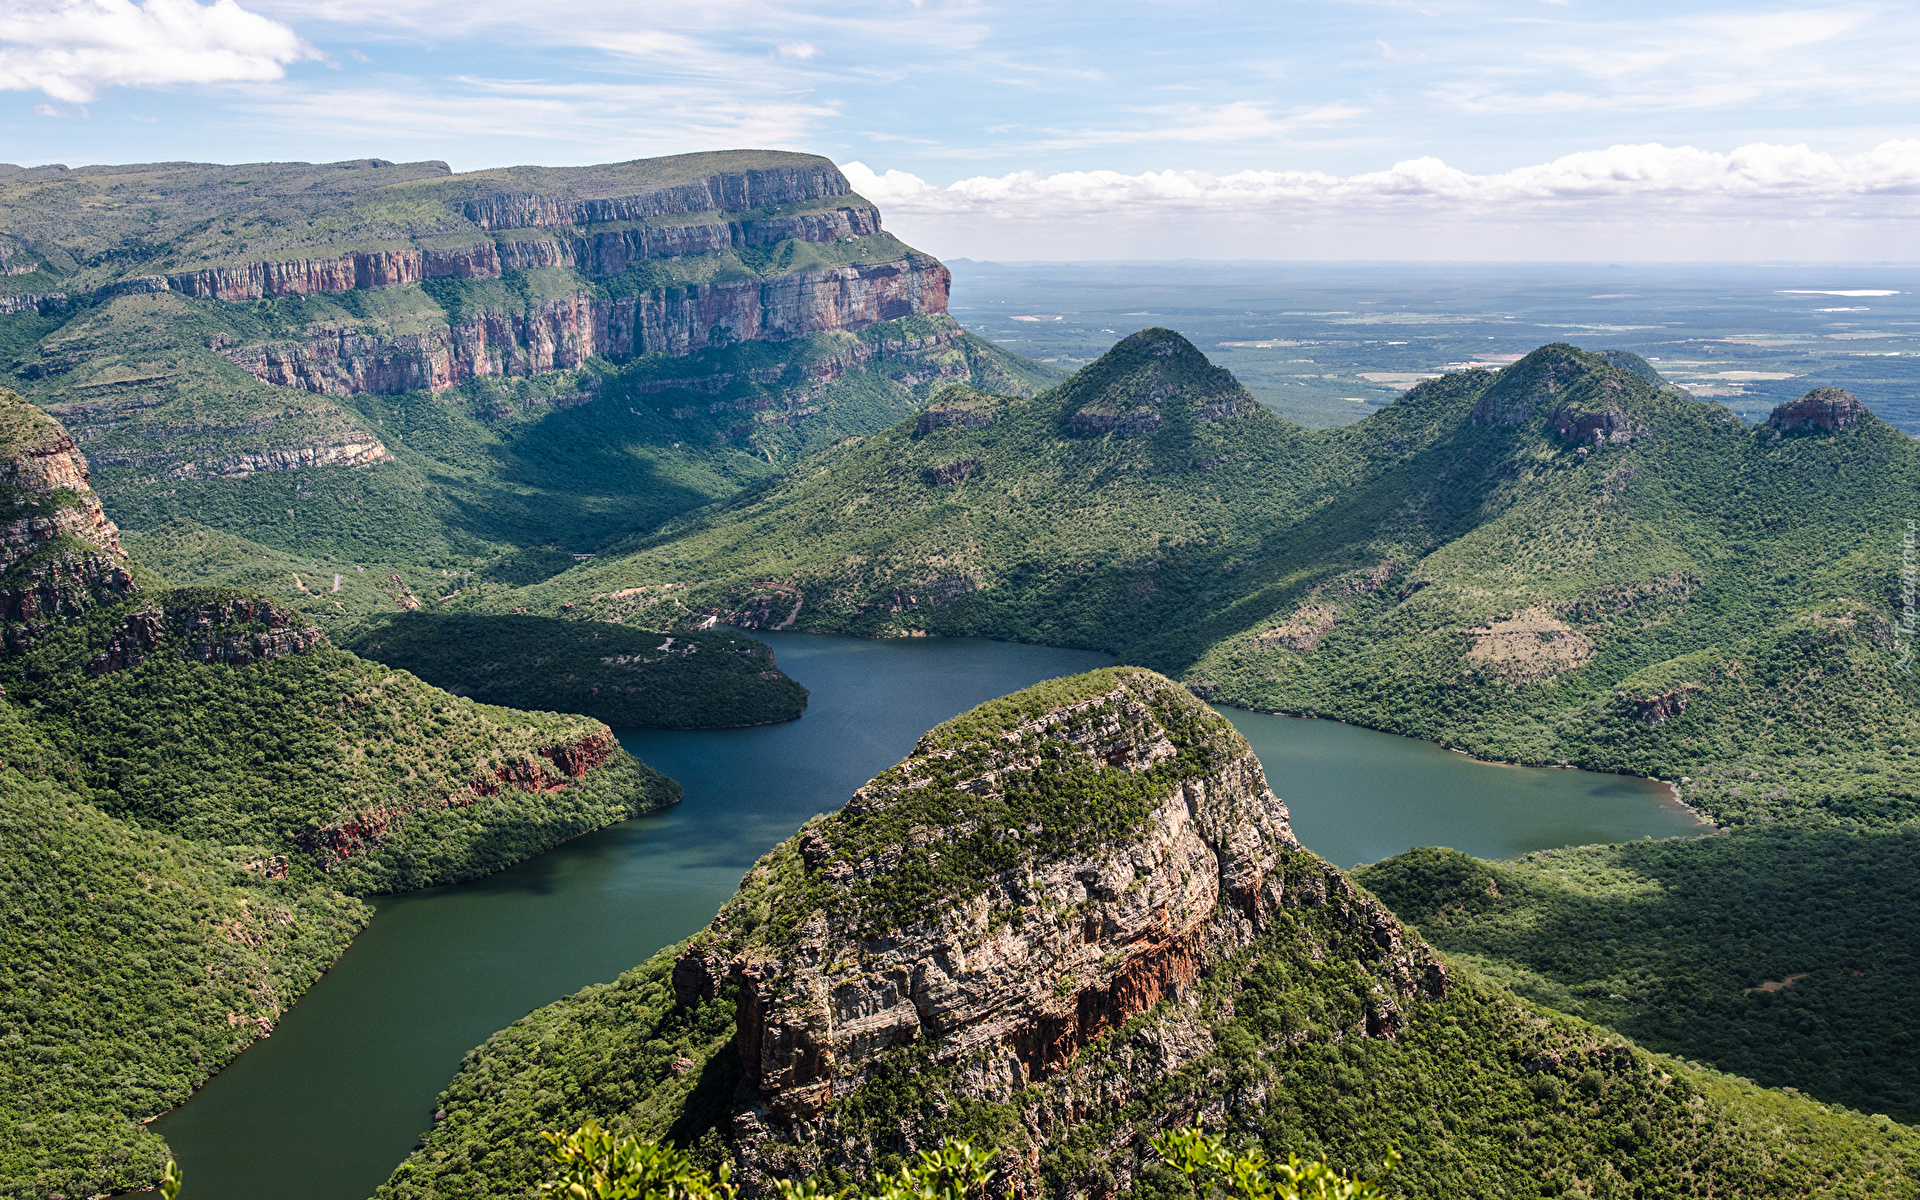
{"left": 1359, "top": 829, "right": 1920, "bottom": 1125}
{"left": 0, "top": 389, "right": 678, "bottom": 1199}
{"left": 379, "top": 669, "right": 1919, "bottom": 1200}
{"left": 509, "top": 332, "right": 1918, "bottom": 828}
{"left": 0, "top": 153, "right": 1053, "bottom": 622}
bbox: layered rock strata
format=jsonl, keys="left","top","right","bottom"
{"left": 224, "top": 254, "right": 950, "bottom": 396}
{"left": 151, "top": 206, "right": 883, "bottom": 303}
{"left": 0, "top": 388, "right": 138, "bottom": 649}
{"left": 87, "top": 595, "right": 325, "bottom": 675}
{"left": 460, "top": 161, "right": 852, "bottom": 229}
{"left": 0, "top": 418, "right": 125, "bottom": 567}
{"left": 668, "top": 668, "right": 1446, "bottom": 1165}
{"left": 0, "top": 293, "right": 65, "bottom": 315}
{"left": 304, "top": 729, "right": 619, "bottom": 862}
{"left": 1767, "top": 387, "right": 1867, "bottom": 434}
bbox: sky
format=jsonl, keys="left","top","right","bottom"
{"left": 1, "top": 0, "right": 1918, "bottom": 260}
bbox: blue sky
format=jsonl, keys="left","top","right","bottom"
{"left": 3, "top": 0, "right": 1918, "bottom": 258}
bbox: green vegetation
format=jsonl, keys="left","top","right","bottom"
{"left": 377, "top": 669, "right": 1920, "bottom": 1200}
{"left": 509, "top": 335, "right": 1918, "bottom": 831}
{"left": 1357, "top": 829, "right": 1920, "bottom": 1123}
{"left": 1152, "top": 1127, "right": 1391, "bottom": 1200}
{"left": 6, "top": 583, "right": 676, "bottom": 892}
{"left": 539, "top": 1121, "right": 996, "bottom": 1200}
{"left": 346, "top": 613, "right": 808, "bottom": 729}
{"left": 527, "top": 1122, "right": 1381, "bottom": 1200}
{"left": 1, "top": 152, "right": 1054, "bottom": 613}
{"left": 379, "top": 868, "right": 1920, "bottom": 1200}
{"left": 0, "top": 765, "right": 368, "bottom": 1200}
{"left": 0, "top": 382, "right": 688, "bottom": 1197}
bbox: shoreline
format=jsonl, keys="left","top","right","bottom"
{"left": 747, "top": 627, "right": 1723, "bottom": 835}
{"left": 1203, "top": 700, "right": 1718, "bottom": 834}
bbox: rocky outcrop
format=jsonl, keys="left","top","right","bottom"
{"left": 1767, "top": 387, "right": 1868, "bottom": 434}
{"left": 181, "top": 596, "right": 325, "bottom": 666}
{"left": 87, "top": 606, "right": 164, "bottom": 674}
{"left": 1550, "top": 404, "right": 1644, "bottom": 447}
{"left": 1621, "top": 685, "right": 1699, "bottom": 727}
{"left": 0, "top": 390, "right": 137, "bottom": 651}
{"left": 0, "top": 548, "right": 136, "bottom": 651}
{"left": 922, "top": 459, "right": 978, "bottom": 487}
{"left": 85, "top": 595, "right": 325, "bottom": 675}
{"left": 153, "top": 207, "right": 883, "bottom": 302}
{"left": 671, "top": 669, "right": 1446, "bottom": 1155}
{"left": 224, "top": 255, "right": 950, "bottom": 396}
{"left": 0, "top": 293, "right": 65, "bottom": 315}
{"left": 1466, "top": 608, "right": 1594, "bottom": 681}
{"left": 916, "top": 387, "right": 999, "bottom": 434}
{"left": 0, "top": 423, "right": 125, "bottom": 568}
{"left": 168, "top": 440, "right": 392, "bottom": 479}
{"left": 303, "top": 729, "right": 621, "bottom": 862}
{"left": 1070, "top": 408, "right": 1163, "bottom": 437}
{"left": 459, "top": 162, "right": 854, "bottom": 230}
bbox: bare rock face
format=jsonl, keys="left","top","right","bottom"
{"left": 1620, "top": 685, "right": 1699, "bottom": 727}
{"left": 301, "top": 729, "right": 619, "bottom": 863}
{"left": 667, "top": 668, "right": 1445, "bottom": 1182}
{"left": 156, "top": 207, "right": 886, "bottom": 302}
{"left": 222, "top": 255, "right": 952, "bottom": 397}
{"left": 0, "top": 388, "right": 137, "bottom": 650}
{"left": 1549, "top": 404, "right": 1643, "bottom": 447}
{"left": 1766, "top": 387, "right": 1868, "bottom": 434}
{"left": 921, "top": 459, "right": 979, "bottom": 487}
{"left": 0, "top": 399, "right": 125, "bottom": 570}
{"left": 82, "top": 593, "right": 327, "bottom": 676}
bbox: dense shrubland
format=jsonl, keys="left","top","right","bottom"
{"left": 1358, "top": 828, "right": 1920, "bottom": 1123}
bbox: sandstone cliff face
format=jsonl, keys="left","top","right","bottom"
{"left": 461, "top": 163, "right": 853, "bottom": 230}
{"left": 1767, "top": 387, "right": 1867, "bottom": 434}
{"left": 223, "top": 254, "right": 951, "bottom": 396}
{"left": 667, "top": 668, "right": 1445, "bottom": 1183}
{"left": 302, "top": 729, "right": 619, "bottom": 862}
{"left": 155, "top": 206, "right": 884, "bottom": 302}
{"left": 0, "top": 293, "right": 65, "bottom": 315}
{"left": 1549, "top": 403, "right": 1644, "bottom": 447}
{"left": 0, "top": 418, "right": 125, "bottom": 568}
{"left": 0, "top": 389, "right": 137, "bottom": 649}
{"left": 85, "top": 594, "right": 326, "bottom": 676}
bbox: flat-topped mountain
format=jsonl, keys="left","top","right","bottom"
{"left": 510, "top": 335, "right": 1918, "bottom": 831}
{"left": 0, "top": 151, "right": 1052, "bottom": 586}
{"left": 380, "top": 669, "right": 1917, "bottom": 1199}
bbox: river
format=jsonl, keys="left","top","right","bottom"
{"left": 155, "top": 633, "right": 1700, "bottom": 1199}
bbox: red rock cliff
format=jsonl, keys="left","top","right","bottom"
{"left": 223, "top": 253, "right": 951, "bottom": 396}
{"left": 672, "top": 669, "right": 1445, "bottom": 1140}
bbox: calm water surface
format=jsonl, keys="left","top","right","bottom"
{"left": 157, "top": 635, "right": 1699, "bottom": 1200}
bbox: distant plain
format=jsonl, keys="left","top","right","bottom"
{"left": 947, "top": 260, "right": 1920, "bottom": 434}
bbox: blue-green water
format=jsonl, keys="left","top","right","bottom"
{"left": 155, "top": 634, "right": 1698, "bottom": 1200}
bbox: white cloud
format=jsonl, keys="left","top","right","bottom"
{"left": 844, "top": 140, "right": 1920, "bottom": 220}
{"left": 1432, "top": 5, "right": 1916, "bottom": 114}
{"left": 238, "top": 77, "right": 840, "bottom": 155}
{"left": 0, "top": 0, "right": 318, "bottom": 102}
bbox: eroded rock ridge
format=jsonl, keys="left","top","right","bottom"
{"left": 666, "top": 668, "right": 1445, "bottom": 1183}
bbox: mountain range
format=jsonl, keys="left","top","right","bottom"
{"left": 2, "top": 149, "right": 1917, "bottom": 1200}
